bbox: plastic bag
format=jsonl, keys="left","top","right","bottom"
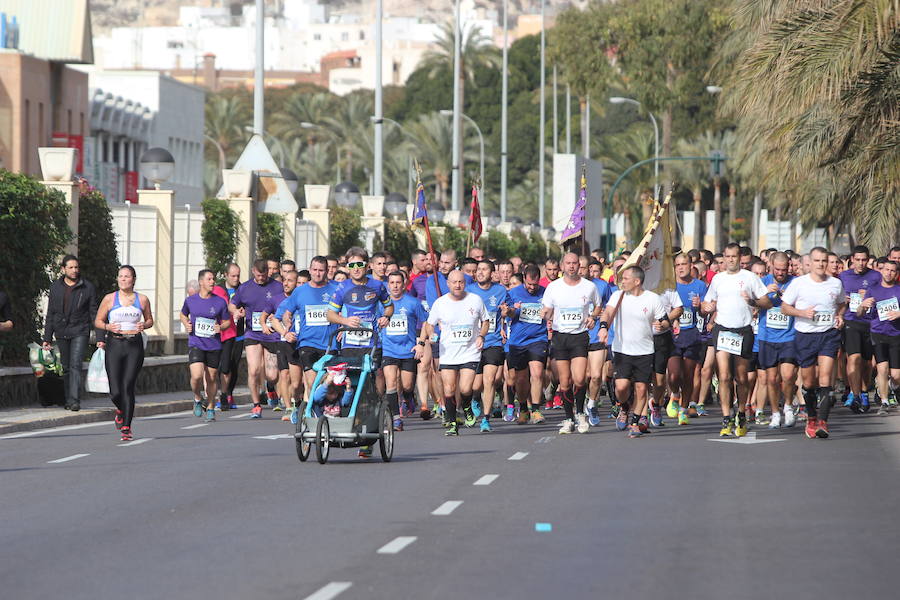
{"left": 85, "top": 348, "right": 109, "bottom": 394}
{"left": 28, "top": 342, "right": 62, "bottom": 377}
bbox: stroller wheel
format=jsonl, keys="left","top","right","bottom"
{"left": 295, "top": 402, "right": 310, "bottom": 462}
{"left": 315, "top": 415, "right": 330, "bottom": 464}
{"left": 379, "top": 401, "right": 394, "bottom": 462}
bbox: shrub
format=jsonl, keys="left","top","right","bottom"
{"left": 201, "top": 198, "right": 241, "bottom": 278}
{"left": 256, "top": 212, "right": 285, "bottom": 262}
{"left": 329, "top": 206, "right": 361, "bottom": 255}
{"left": 384, "top": 220, "right": 417, "bottom": 260}
{"left": 77, "top": 186, "right": 119, "bottom": 295}
{"left": 0, "top": 171, "right": 73, "bottom": 363}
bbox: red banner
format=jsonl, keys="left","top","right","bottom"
{"left": 51, "top": 132, "right": 84, "bottom": 174}
{"left": 124, "top": 171, "right": 139, "bottom": 203}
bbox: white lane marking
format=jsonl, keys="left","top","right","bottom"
{"left": 181, "top": 423, "right": 209, "bottom": 430}
{"left": 303, "top": 582, "right": 353, "bottom": 600}
{"left": 1, "top": 421, "right": 108, "bottom": 440}
{"left": 253, "top": 433, "right": 293, "bottom": 440}
{"left": 47, "top": 453, "right": 90, "bottom": 464}
{"left": 143, "top": 410, "right": 193, "bottom": 420}
{"left": 118, "top": 438, "right": 153, "bottom": 447}
{"left": 473, "top": 474, "right": 499, "bottom": 486}
{"left": 376, "top": 536, "right": 417, "bottom": 554}
{"left": 229, "top": 413, "right": 252, "bottom": 419}
{"left": 431, "top": 501, "right": 463, "bottom": 516}
{"left": 707, "top": 431, "right": 786, "bottom": 445}
{"left": 535, "top": 436, "right": 554, "bottom": 444}
{"left": 508, "top": 452, "right": 529, "bottom": 461}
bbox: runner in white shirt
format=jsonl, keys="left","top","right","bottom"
{"left": 598, "top": 265, "right": 666, "bottom": 438}
{"left": 780, "top": 246, "right": 847, "bottom": 439}
{"left": 415, "top": 270, "right": 489, "bottom": 436}
{"left": 542, "top": 252, "right": 601, "bottom": 434}
{"left": 701, "top": 243, "right": 771, "bottom": 438}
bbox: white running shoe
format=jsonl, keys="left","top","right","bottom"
{"left": 575, "top": 413, "right": 589, "bottom": 434}
{"left": 558, "top": 419, "right": 575, "bottom": 434}
{"left": 783, "top": 405, "right": 796, "bottom": 427}
{"left": 768, "top": 411, "right": 782, "bottom": 429}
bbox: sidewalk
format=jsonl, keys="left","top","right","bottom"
{"left": 0, "top": 387, "right": 252, "bottom": 436}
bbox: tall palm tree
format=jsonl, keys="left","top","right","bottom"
{"left": 204, "top": 94, "right": 251, "bottom": 166}
{"left": 270, "top": 91, "right": 334, "bottom": 151}
{"left": 406, "top": 112, "right": 481, "bottom": 208}
{"left": 322, "top": 93, "right": 373, "bottom": 182}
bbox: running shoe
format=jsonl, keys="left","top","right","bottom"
{"left": 889, "top": 389, "right": 898, "bottom": 407}
{"left": 529, "top": 409, "right": 546, "bottom": 425}
{"left": 815, "top": 419, "right": 829, "bottom": 439}
{"left": 637, "top": 415, "right": 650, "bottom": 433}
{"left": 227, "top": 396, "right": 238, "bottom": 410}
{"left": 250, "top": 404, "right": 263, "bottom": 419}
{"left": 687, "top": 403, "right": 699, "bottom": 418}
{"left": 215, "top": 401, "right": 222, "bottom": 410}
{"left": 843, "top": 391, "right": 856, "bottom": 408}
{"left": 768, "top": 411, "right": 782, "bottom": 429}
{"left": 463, "top": 405, "right": 476, "bottom": 427}
{"left": 472, "top": 399, "right": 482, "bottom": 419}
{"left": 754, "top": 411, "right": 769, "bottom": 426}
{"left": 666, "top": 396, "right": 680, "bottom": 419}
{"left": 274, "top": 400, "right": 284, "bottom": 412}
{"left": 805, "top": 417, "right": 818, "bottom": 439}
{"left": 877, "top": 403, "right": 889, "bottom": 415}
{"left": 615, "top": 411, "right": 628, "bottom": 431}
{"left": 696, "top": 403, "right": 708, "bottom": 417}
{"left": 609, "top": 404, "right": 620, "bottom": 420}
{"left": 860, "top": 392, "right": 870, "bottom": 413}
{"left": 445, "top": 422, "right": 459, "bottom": 436}
{"left": 735, "top": 414, "right": 748, "bottom": 437}
{"left": 358, "top": 446, "right": 373, "bottom": 458}
{"left": 649, "top": 405, "right": 663, "bottom": 428}
{"left": 588, "top": 406, "right": 601, "bottom": 427}
{"left": 783, "top": 404, "right": 796, "bottom": 427}
{"left": 290, "top": 407, "right": 299, "bottom": 424}
{"left": 575, "top": 413, "right": 589, "bottom": 434}
{"left": 503, "top": 404, "right": 515, "bottom": 422}
{"left": 205, "top": 407, "right": 216, "bottom": 422}
{"left": 266, "top": 392, "right": 278, "bottom": 408}
{"left": 193, "top": 400, "right": 204, "bottom": 418}
{"left": 114, "top": 410, "right": 124, "bottom": 430}
{"left": 558, "top": 419, "right": 575, "bottom": 434}
{"left": 797, "top": 405, "right": 808, "bottom": 421}
{"left": 420, "top": 408, "right": 433, "bottom": 420}
{"left": 120, "top": 427, "right": 133, "bottom": 442}
{"left": 492, "top": 406, "right": 503, "bottom": 419}
{"left": 516, "top": 411, "right": 529, "bottom": 425}
{"left": 627, "top": 423, "right": 642, "bottom": 438}
{"left": 393, "top": 417, "right": 404, "bottom": 432}
{"left": 480, "top": 417, "right": 492, "bottom": 433}
{"left": 719, "top": 419, "right": 734, "bottom": 437}
{"left": 552, "top": 393, "right": 562, "bottom": 409}
{"left": 677, "top": 407, "right": 689, "bottom": 426}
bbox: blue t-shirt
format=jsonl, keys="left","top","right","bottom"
{"left": 675, "top": 279, "right": 708, "bottom": 330}
{"left": 506, "top": 284, "right": 547, "bottom": 347}
{"left": 275, "top": 281, "right": 338, "bottom": 350}
{"left": 230, "top": 278, "right": 284, "bottom": 342}
{"left": 587, "top": 278, "right": 614, "bottom": 344}
{"left": 328, "top": 275, "right": 391, "bottom": 348}
{"left": 466, "top": 282, "right": 509, "bottom": 349}
{"left": 181, "top": 293, "right": 229, "bottom": 351}
{"left": 424, "top": 271, "right": 474, "bottom": 312}
{"left": 757, "top": 274, "right": 795, "bottom": 343}
{"left": 380, "top": 293, "right": 427, "bottom": 359}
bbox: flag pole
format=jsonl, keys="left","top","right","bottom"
{"left": 580, "top": 164, "right": 588, "bottom": 256}
{"left": 415, "top": 159, "right": 442, "bottom": 300}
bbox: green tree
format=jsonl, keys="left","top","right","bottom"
{"left": 201, "top": 198, "right": 241, "bottom": 279}
{"left": 256, "top": 212, "right": 284, "bottom": 262}
{"left": 77, "top": 187, "right": 119, "bottom": 295}
{"left": 329, "top": 206, "right": 361, "bottom": 256}
{"left": 384, "top": 220, "right": 417, "bottom": 261}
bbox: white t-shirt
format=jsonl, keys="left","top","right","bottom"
{"left": 608, "top": 289, "right": 666, "bottom": 355}
{"left": 780, "top": 274, "right": 846, "bottom": 333}
{"left": 427, "top": 292, "right": 488, "bottom": 365}
{"left": 659, "top": 289, "right": 684, "bottom": 314}
{"left": 541, "top": 277, "right": 601, "bottom": 334}
{"left": 705, "top": 270, "right": 768, "bottom": 328}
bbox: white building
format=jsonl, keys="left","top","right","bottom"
{"left": 83, "top": 70, "right": 205, "bottom": 206}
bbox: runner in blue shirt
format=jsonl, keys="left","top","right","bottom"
{"left": 502, "top": 265, "right": 549, "bottom": 425}
{"left": 671, "top": 254, "right": 708, "bottom": 425}
{"left": 327, "top": 247, "right": 393, "bottom": 358}
{"left": 757, "top": 251, "right": 799, "bottom": 428}
{"left": 381, "top": 271, "right": 428, "bottom": 430}
{"left": 466, "top": 260, "right": 510, "bottom": 432}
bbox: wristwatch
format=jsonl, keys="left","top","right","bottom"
{"left": 417, "top": 340, "right": 426, "bottom": 346}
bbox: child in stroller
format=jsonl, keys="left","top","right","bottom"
{"left": 311, "top": 363, "right": 354, "bottom": 417}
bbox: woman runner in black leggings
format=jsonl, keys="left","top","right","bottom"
{"left": 94, "top": 266, "right": 154, "bottom": 441}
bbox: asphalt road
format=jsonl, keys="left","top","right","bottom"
{"left": 2, "top": 402, "right": 899, "bottom": 600}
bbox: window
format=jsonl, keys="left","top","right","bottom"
{"left": 313, "top": 33, "right": 321, "bottom": 41}
{"left": 359, "top": 30, "right": 365, "bottom": 40}
{"left": 341, "top": 32, "right": 349, "bottom": 41}
{"left": 166, "top": 40, "right": 184, "bottom": 49}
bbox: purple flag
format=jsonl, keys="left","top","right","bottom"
{"left": 560, "top": 171, "right": 587, "bottom": 243}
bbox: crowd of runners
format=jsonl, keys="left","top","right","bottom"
{"left": 27, "top": 240, "right": 900, "bottom": 449}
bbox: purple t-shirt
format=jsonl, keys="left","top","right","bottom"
{"left": 867, "top": 283, "right": 900, "bottom": 336}
{"left": 839, "top": 268, "right": 883, "bottom": 323}
{"left": 230, "top": 278, "right": 284, "bottom": 342}
{"left": 181, "top": 293, "right": 230, "bottom": 351}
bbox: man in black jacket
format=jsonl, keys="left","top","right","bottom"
{"left": 43, "top": 255, "right": 99, "bottom": 411}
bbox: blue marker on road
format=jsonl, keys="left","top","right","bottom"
{"left": 535, "top": 523, "right": 552, "bottom": 532}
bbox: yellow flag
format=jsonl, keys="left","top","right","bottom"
{"left": 617, "top": 193, "right": 676, "bottom": 294}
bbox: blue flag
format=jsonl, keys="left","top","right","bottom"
{"left": 411, "top": 178, "right": 428, "bottom": 227}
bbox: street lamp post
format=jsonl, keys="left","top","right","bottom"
{"left": 440, "top": 110, "right": 483, "bottom": 209}
{"left": 253, "top": 0, "right": 264, "bottom": 136}
{"left": 500, "top": 0, "right": 509, "bottom": 223}
{"left": 451, "top": 0, "right": 462, "bottom": 211}
{"left": 373, "top": 0, "right": 383, "bottom": 196}
{"left": 538, "top": 0, "right": 546, "bottom": 228}
{"left": 610, "top": 97, "right": 660, "bottom": 200}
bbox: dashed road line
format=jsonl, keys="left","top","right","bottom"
{"left": 47, "top": 453, "right": 90, "bottom": 464}
{"left": 118, "top": 438, "right": 153, "bottom": 447}
{"left": 1, "top": 421, "right": 108, "bottom": 440}
{"left": 535, "top": 436, "right": 554, "bottom": 444}
{"left": 229, "top": 413, "right": 252, "bottom": 419}
{"left": 252, "top": 433, "right": 293, "bottom": 440}
{"left": 376, "top": 536, "right": 417, "bottom": 554}
{"left": 508, "top": 452, "right": 529, "bottom": 461}
{"left": 473, "top": 474, "right": 499, "bottom": 486}
{"left": 181, "top": 423, "right": 209, "bottom": 430}
{"left": 303, "top": 582, "right": 353, "bottom": 600}
{"left": 431, "top": 501, "right": 463, "bottom": 516}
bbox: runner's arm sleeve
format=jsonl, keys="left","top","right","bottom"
{"left": 703, "top": 279, "right": 718, "bottom": 302}
{"left": 780, "top": 283, "right": 798, "bottom": 306}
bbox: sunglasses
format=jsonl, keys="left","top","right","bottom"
{"left": 347, "top": 261, "right": 366, "bottom": 269}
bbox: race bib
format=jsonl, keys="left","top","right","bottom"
{"left": 386, "top": 314, "right": 408, "bottom": 336}
{"left": 877, "top": 297, "right": 899, "bottom": 321}
{"left": 520, "top": 303, "right": 542, "bottom": 324}
{"left": 559, "top": 307, "right": 583, "bottom": 325}
{"left": 751, "top": 316, "right": 759, "bottom": 335}
{"left": 448, "top": 324, "right": 473, "bottom": 344}
{"left": 813, "top": 310, "right": 834, "bottom": 326}
{"left": 849, "top": 293, "right": 862, "bottom": 312}
{"left": 251, "top": 311, "right": 263, "bottom": 332}
{"left": 304, "top": 305, "right": 328, "bottom": 327}
{"left": 765, "top": 307, "right": 790, "bottom": 330}
{"left": 716, "top": 330, "right": 743, "bottom": 355}
{"left": 488, "top": 313, "right": 497, "bottom": 332}
{"left": 194, "top": 317, "right": 216, "bottom": 338}
{"left": 679, "top": 309, "right": 694, "bottom": 328}
{"left": 344, "top": 324, "right": 373, "bottom": 347}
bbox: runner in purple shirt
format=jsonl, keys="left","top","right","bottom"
{"left": 838, "top": 245, "right": 884, "bottom": 410}
{"left": 181, "top": 269, "right": 231, "bottom": 420}
{"left": 857, "top": 260, "right": 900, "bottom": 414}
{"left": 228, "top": 259, "right": 284, "bottom": 418}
